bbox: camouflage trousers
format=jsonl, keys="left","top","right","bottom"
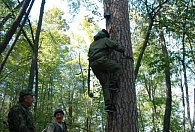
{"left": 91, "top": 57, "right": 121, "bottom": 105}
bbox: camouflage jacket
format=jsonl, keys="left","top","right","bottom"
{"left": 8, "top": 103, "right": 35, "bottom": 132}
{"left": 88, "top": 31, "right": 125, "bottom": 63}
{"left": 45, "top": 121, "right": 67, "bottom": 132}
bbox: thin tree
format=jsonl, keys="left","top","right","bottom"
{"left": 180, "top": 2, "right": 193, "bottom": 132}
{"left": 0, "top": 0, "right": 35, "bottom": 73}
{"left": 0, "top": 1, "right": 24, "bottom": 29}
{"left": 158, "top": 29, "right": 172, "bottom": 132}
{"left": 134, "top": 0, "right": 168, "bottom": 79}
{"left": 0, "top": 0, "right": 32, "bottom": 54}
{"left": 157, "top": 1, "right": 172, "bottom": 131}
{"left": 28, "top": 0, "right": 45, "bottom": 112}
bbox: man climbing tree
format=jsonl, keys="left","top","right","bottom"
{"left": 88, "top": 29, "right": 126, "bottom": 112}
{"left": 103, "top": 0, "right": 138, "bottom": 131}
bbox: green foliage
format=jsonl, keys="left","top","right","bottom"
{"left": 1, "top": 0, "right": 195, "bottom": 131}
{"left": 130, "top": 0, "right": 195, "bottom": 131}
{"left": 67, "top": 0, "right": 103, "bottom": 22}
{"left": 0, "top": 0, "right": 19, "bottom": 43}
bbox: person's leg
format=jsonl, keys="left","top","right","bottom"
{"left": 90, "top": 57, "right": 121, "bottom": 81}
{"left": 98, "top": 59, "right": 121, "bottom": 89}
{"left": 92, "top": 68, "right": 110, "bottom": 105}
{"left": 111, "top": 63, "right": 121, "bottom": 82}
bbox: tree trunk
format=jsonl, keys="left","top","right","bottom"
{"left": 180, "top": 74, "right": 186, "bottom": 132}
{"left": 0, "top": 1, "right": 24, "bottom": 29}
{"left": 28, "top": 0, "right": 45, "bottom": 90}
{"left": 0, "top": 0, "right": 35, "bottom": 73}
{"left": 134, "top": 19, "right": 154, "bottom": 79}
{"left": 181, "top": 30, "right": 193, "bottom": 132}
{"left": 0, "top": 0, "right": 31, "bottom": 54}
{"left": 158, "top": 29, "right": 172, "bottom": 132}
{"left": 104, "top": 0, "right": 138, "bottom": 131}
{"left": 28, "top": 0, "right": 45, "bottom": 117}
{"left": 189, "top": 41, "right": 195, "bottom": 131}
{"left": 181, "top": 3, "right": 193, "bottom": 131}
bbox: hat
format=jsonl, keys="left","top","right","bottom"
{"left": 20, "top": 89, "right": 35, "bottom": 97}
{"left": 54, "top": 109, "right": 64, "bottom": 117}
{"left": 102, "top": 29, "right": 110, "bottom": 38}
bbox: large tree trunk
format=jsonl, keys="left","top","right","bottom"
{"left": 103, "top": 0, "right": 138, "bottom": 131}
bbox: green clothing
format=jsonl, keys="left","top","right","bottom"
{"left": 46, "top": 122, "right": 67, "bottom": 132}
{"left": 8, "top": 103, "right": 35, "bottom": 132}
{"left": 88, "top": 31, "right": 124, "bottom": 105}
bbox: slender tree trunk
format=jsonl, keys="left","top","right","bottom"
{"left": 158, "top": 29, "right": 172, "bottom": 132}
{"left": 152, "top": 89, "right": 160, "bottom": 132}
{"left": 28, "top": 0, "right": 45, "bottom": 90}
{"left": 189, "top": 42, "right": 195, "bottom": 131}
{"left": 154, "top": 1, "right": 172, "bottom": 131}
{"left": 0, "top": 0, "right": 35, "bottom": 73}
{"left": 69, "top": 92, "right": 73, "bottom": 130}
{"left": 134, "top": 19, "right": 154, "bottom": 79}
{"left": 181, "top": 3, "right": 192, "bottom": 131}
{"left": 181, "top": 33, "right": 192, "bottom": 132}
{"left": 34, "top": 63, "right": 38, "bottom": 110}
{"left": 0, "top": 1, "right": 24, "bottom": 29}
{"left": 180, "top": 74, "right": 186, "bottom": 132}
{"left": 104, "top": 0, "right": 138, "bottom": 131}
{"left": 0, "top": 0, "right": 31, "bottom": 54}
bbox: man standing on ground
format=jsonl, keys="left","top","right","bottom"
{"left": 45, "top": 109, "right": 67, "bottom": 132}
{"left": 88, "top": 29, "right": 126, "bottom": 112}
{"left": 8, "top": 88, "right": 36, "bottom": 132}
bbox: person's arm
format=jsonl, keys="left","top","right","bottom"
{"left": 105, "top": 38, "right": 125, "bottom": 53}
{"left": 9, "top": 108, "right": 31, "bottom": 132}
{"left": 63, "top": 122, "right": 68, "bottom": 132}
{"left": 46, "top": 123, "right": 55, "bottom": 132}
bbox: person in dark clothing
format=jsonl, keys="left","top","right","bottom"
{"left": 44, "top": 109, "right": 67, "bottom": 132}
{"left": 88, "top": 29, "right": 126, "bottom": 112}
{"left": 8, "top": 89, "right": 36, "bottom": 132}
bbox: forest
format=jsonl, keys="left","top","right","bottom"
{"left": 0, "top": 0, "right": 195, "bottom": 132}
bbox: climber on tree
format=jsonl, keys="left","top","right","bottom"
{"left": 88, "top": 29, "right": 126, "bottom": 112}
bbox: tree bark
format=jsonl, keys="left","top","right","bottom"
{"left": 0, "top": 1, "right": 24, "bottom": 29}
{"left": 0, "top": 0, "right": 35, "bottom": 74}
{"left": 104, "top": 0, "right": 138, "bottom": 131}
{"left": 0, "top": 0, "right": 31, "bottom": 54}
{"left": 181, "top": 29, "right": 193, "bottom": 132}
{"left": 134, "top": 19, "right": 154, "bottom": 80}
{"left": 28, "top": 0, "right": 45, "bottom": 114}
{"left": 181, "top": 2, "right": 193, "bottom": 132}
{"left": 158, "top": 29, "right": 172, "bottom": 132}
{"left": 28, "top": 0, "right": 45, "bottom": 90}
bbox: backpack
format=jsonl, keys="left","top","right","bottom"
{"left": 42, "top": 127, "right": 48, "bottom": 132}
